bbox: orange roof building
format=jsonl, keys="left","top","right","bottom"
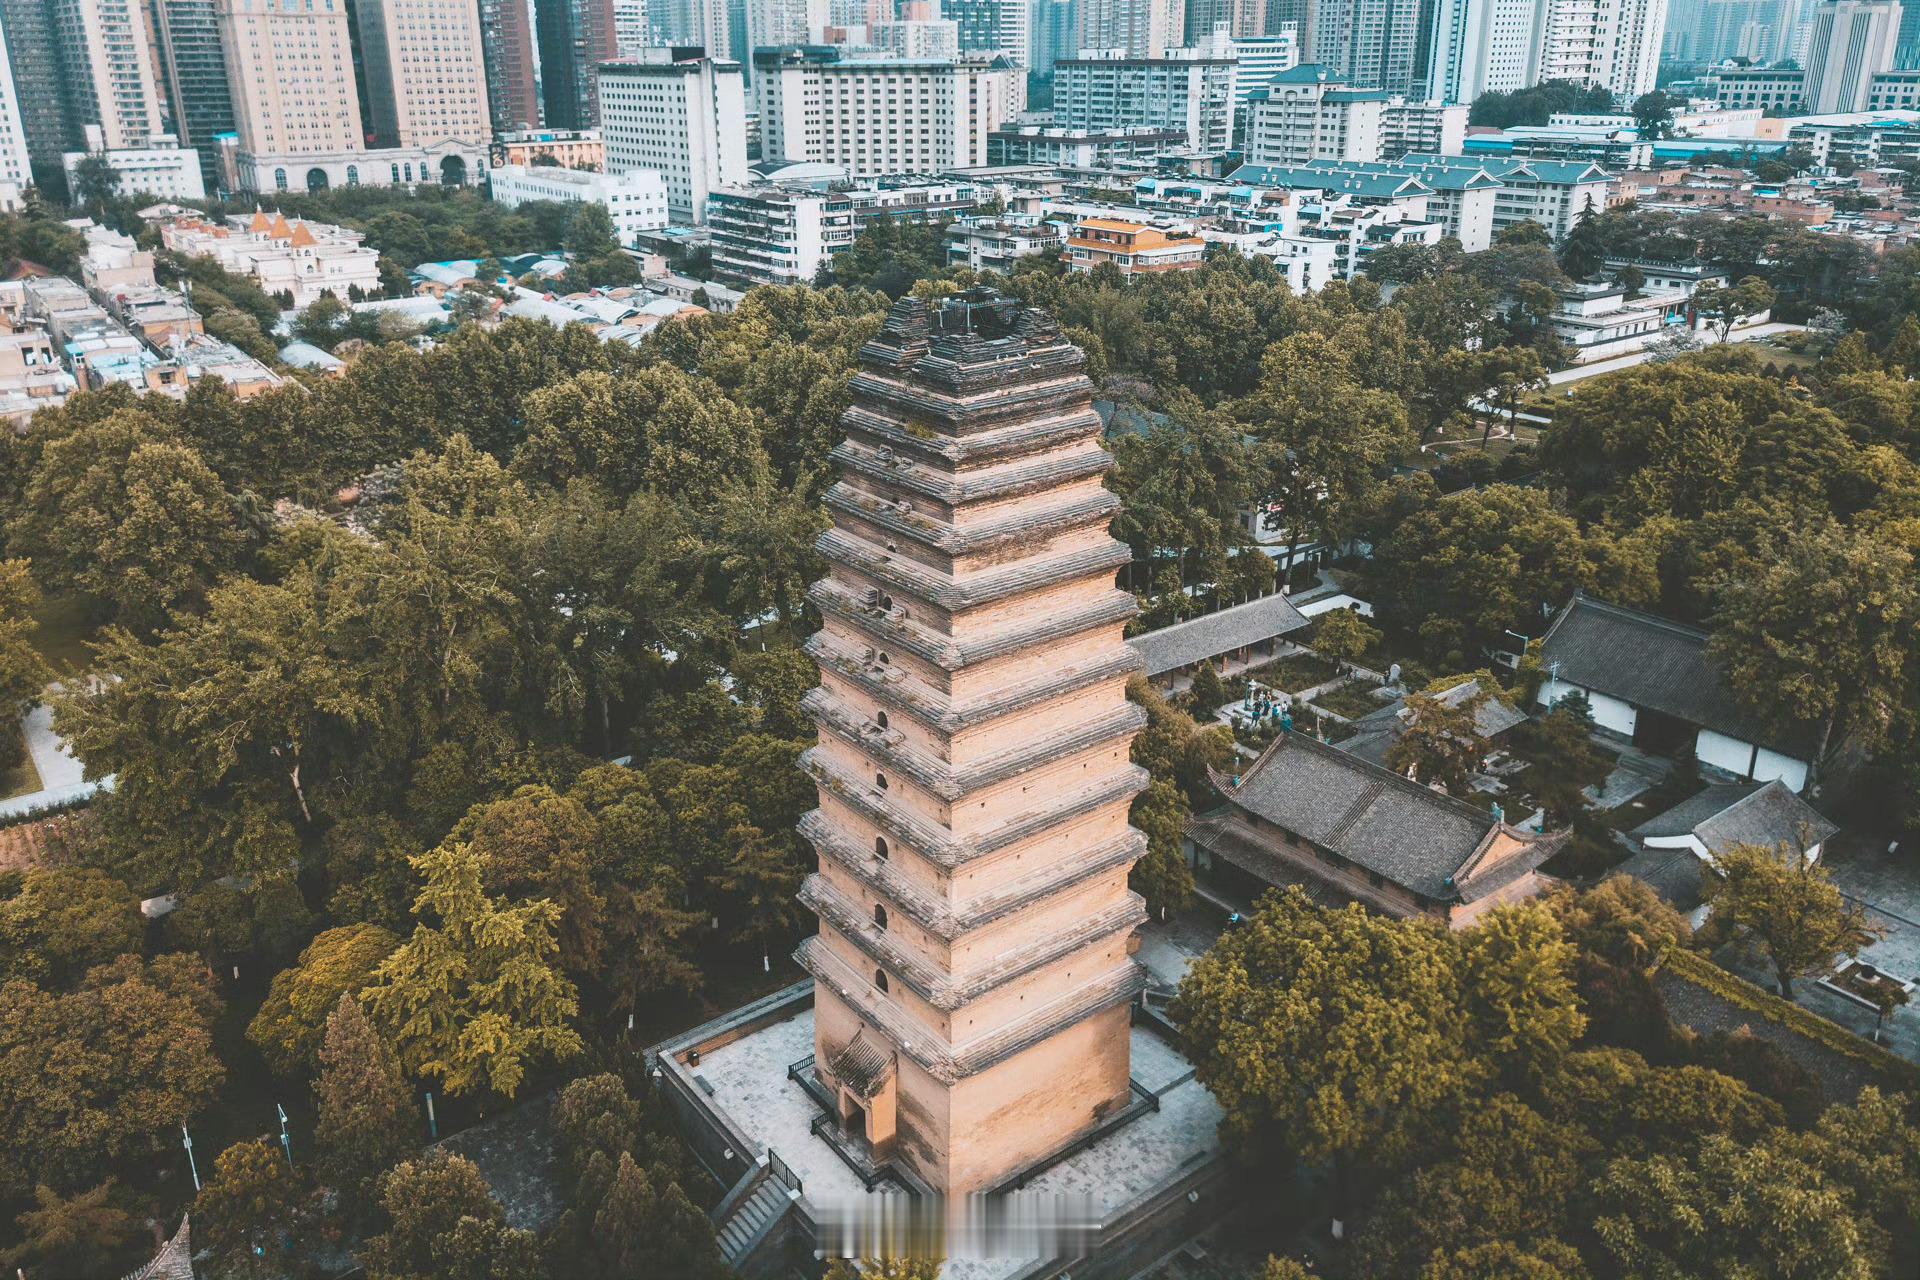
{"left": 1066, "top": 218, "right": 1205, "bottom": 277}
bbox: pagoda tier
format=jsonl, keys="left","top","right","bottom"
{"left": 800, "top": 290, "right": 1149, "bottom": 1198}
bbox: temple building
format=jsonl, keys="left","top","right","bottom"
{"left": 796, "top": 289, "right": 1151, "bottom": 1196}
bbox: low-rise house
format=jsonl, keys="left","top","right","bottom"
{"left": 946, "top": 215, "right": 1064, "bottom": 272}
{"left": 1066, "top": 217, "right": 1206, "bottom": 276}
{"left": 1128, "top": 591, "right": 1311, "bottom": 685}
{"left": 1189, "top": 731, "right": 1565, "bottom": 927}
{"left": 1535, "top": 594, "right": 1816, "bottom": 792}
{"left": 1618, "top": 780, "right": 1839, "bottom": 919}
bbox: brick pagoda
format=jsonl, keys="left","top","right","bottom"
{"left": 797, "top": 289, "right": 1151, "bottom": 1198}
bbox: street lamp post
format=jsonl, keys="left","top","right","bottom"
{"left": 181, "top": 1123, "right": 201, "bottom": 1192}
{"left": 276, "top": 1103, "right": 293, "bottom": 1169}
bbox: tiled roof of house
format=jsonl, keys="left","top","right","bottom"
{"left": 1632, "top": 780, "right": 1837, "bottom": 857}
{"left": 1219, "top": 731, "right": 1553, "bottom": 899}
{"left": 1127, "top": 592, "right": 1309, "bottom": 676}
{"left": 1538, "top": 594, "right": 1816, "bottom": 758}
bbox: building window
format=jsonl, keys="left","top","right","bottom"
{"left": 874, "top": 968, "right": 888, "bottom": 992}
{"left": 874, "top": 772, "right": 888, "bottom": 790}
{"left": 274, "top": 167, "right": 288, "bottom": 190}
{"left": 873, "top": 903, "right": 888, "bottom": 930}
{"left": 347, "top": 165, "right": 359, "bottom": 186}
{"left": 875, "top": 711, "right": 889, "bottom": 730}
{"left": 874, "top": 835, "right": 889, "bottom": 860}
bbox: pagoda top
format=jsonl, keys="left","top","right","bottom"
{"left": 860, "top": 289, "right": 1080, "bottom": 392}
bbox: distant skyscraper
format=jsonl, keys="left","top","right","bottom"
{"left": 150, "top": 0, "right": 238, "bottom": 195}
{"left": 480, "top": 0, "right": 542, "bottom": 131}
{"left": 539, "top": 0, "right": 620, "bottom": 126}
{"left": 1187, "top": 0, "right": 1267, "bottom": 40}
{"left": 354, "top": 0, "right": 491, "bottom": 148}
{"left": 1079, "top": 0, "right": 1185, "bottom": 54}
{"left": 1307, "top": 0, "right": 1425, "bottom": 93}
{"left": 748, "top": 0, "right": 827, "bottom": 46}
{"left": 0, "top": 12, "right": 33, "bottom": 194}
{"left": 614, "top": 0, "right": 655, "bottom": 51}
{"left": 0, "top": 0, "right": 81, "bottom": 170}
{"left": 1031, "top": 0, "right": 1080, "bottom": 70}
{"left": 216, "top": 0, "right": 364, "bottom": 157}
{"left": 1424, "top": 0, "right": 1547, "bottom": 101}
{"left": 948, "top": 0, "right": 1032, "bottom": 58}
{"left": 1806, "top": 0, "right": 1901, "bottom": 110}
{"left": 51, "top": 0, "right": 169, "bottom": 149}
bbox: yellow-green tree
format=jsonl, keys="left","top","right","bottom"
{"left": 364, "top": 842, "right": 582, "bottom": 1098}
{"left": 1704, "top": 843, "right": 1879, "bottom": 1002}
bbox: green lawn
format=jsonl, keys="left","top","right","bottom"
{"left": 1240, "top": 653, "right": 1339, "bottom": 694}
{"left": 27, "top": 592, "right": 98, "bottom": 677}
{"left": 1310, "top": 680, "right": 1389, "bottom": 720}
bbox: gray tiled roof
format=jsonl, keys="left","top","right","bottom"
{"left": 1223, "top": 731, "right": 1505, "bottom": 898}
{"left": 1349, "top": 678, "right": 1527, "bottom": 741}
{"left": 1633, "top": 780, "right": 1838, "bottom": 858}
{"left": 1614, "top": 845, "right": 1710, "bottom": 913}
{"left": 130, "top": 1216, "right": 194, "bottom": 1280}
{"left": 1538, "top": 594, "right": 1816, "bottom": 758}
{"left": 1128, "top": 592, "right": 1310, "bottom": 676}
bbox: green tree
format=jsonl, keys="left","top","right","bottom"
{"left": 1384, "top": 689, "right": 1483, "bottom": 794}
{"left": 1312, "top": 607, "right": 1381, "bottom": 669}
{"left": 0, "top": 866, "right": 142, "bottom": 986}
{"left": 194, "top": 1138, "right": 305, "bottom": 1268}
{"left": 0, "top": 955, "right": 224, "bottom": 1196}
{"left": 581, "top": 1151, "right": 728, "bottom": 1279}
{"left": 718, "top": 823, "right": 805, "bottom": 971}
{"left": 1456, "top": 903, "right": 1586, "bottom": 1085}
{"left": 1693, "top": 275, "right": 1777, "bottom": 341}
{"left": 4, "top": 1181, "right": 139, "bottom": 1277}
{"left": 1630, "top": 90, "right": 1679, "bottom": 140}
{"left": 0, "top": 559, "right": 48, "bottom": 771}
{"left": 364, "top": 842, "right": 583, "bottom": 1098}
{"left": 1514, "top": 694, "right": 1612, "bottom": 826}
{"left": 69, "top": 153, "right": 120, "bottom": 211}
{"left": 1172, "top": 888, "right": 1485, "bottom": 1210}
{"left": 360, "top": 1154, "right": 545, "bottom": 1280}
{"left": 1187, "top": 661, "right": 1229, "bottom": 716}
{"left": 1704, "top": 843, "right": 1879, "bottom": 1002}
{"left": 315, "top": 995, "right": 423, "bottom": 1203}
{"left": 293, "top": 294, "right": 351, "bottom": 349}
{"left": 1708, "top": 522, "right": 1916, "bottom": 789}
{"left": 1130, "top": 777, "right": 1196, "bottom": 919}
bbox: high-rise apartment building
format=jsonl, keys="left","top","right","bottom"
{"left": 1422, "top": 0, "right": 1665, "bottom": 102}
{"left": 946, "top": 0, "right": 1032, "bottom": 60}
{"left": 1806, "top": 0, "right": 1902, "bottom": 111}
{"left": 613, "top": 0, "right": 654, "bottom": 52}
{"left": 872, "top": 19, "right": 964, "bottom": 55}
{"left": 1187, "top": 0, "right": 1268, "bottom": 40}
{"left": 1031, "top": 0, "right": 1080, "bottom": 73}
{"left": 597, "top": 48, "right": 748, "bottom": 223}
{"left": 150, "top": 0, "right": 238, "bottom": 195}
{"left": 753, "top": 47, "right": 1026, "bottom": 173}
{"left": 353, "top": 0, "right": 491, "bottom": 149}
{"left": 1242, "top": 62, "right": 1387, "bottom": 162}
{"left": 1602, "top": 0, "right": 1667, "bottom": 99}
{"left": 0, "top": 16, "right": 32, "bottom": 196}
{"left": 749, "top": 0, "right": 827, "bottom": 45}
{"left": 1054, "top": 40, "right": 1237, "bottom": 148}
{"left": 52, "top": 0, "right": 169, "bottom": 150}
{"left": 479, "top": 0, "right": 541, "bottom": 130}
{"left": 651, "top": 0, "right": 733, "bottom": 53}
{"left": 1424, "top": 0, "right": 1549, "bottom": 102}
{"left": 0, "top": 0, "right": 80, "bottom": 168}
{"left": 539, "top": 0, "right": 619, "bottom": 127}
{"left": 1078, "top": 0, "right": 1186, "bottom": 55}
{"left": 1307, "top": 0, "right": 1425, "bottom": 93}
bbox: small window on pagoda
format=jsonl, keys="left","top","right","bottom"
{"left": 876, "top": 711, "right": 889, "bottom": 730}
{"left": 877, "top": 651, "right": 891, "bottom": 666}
{"left": 873, "top": 904, "right": 889, "bottom": 930}
{"left": 879, "top": 592, "right": 894, "bottom": 611}
{"left": 875, "top": 835, "right": 889, "bottom": 860}
{"left": 875, "top": 772, "right": 888, "bottom": 790}
{"left": 875, "top": 969, "right": 889, "bottom": 993}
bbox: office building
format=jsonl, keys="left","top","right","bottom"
{"left": 479, "top": 0, "right": 542, "bottom": 131}
{"left": 946, "top": 0, "right": 1031, "bottom": 59}
{"left": 598, "top": 49, "right": 749, "bottom": 223}
{"left": 149, "top": 0, "right": 238, "bottom": 196}
{"left": 354, "top": 0, "right": 492, "bottom": 151}
{"left": 1806, "top": 0, "right": 1902, "bottom": 113}
{"left": 491, "top": 164, "right": 670, "bottom": 243}
{"left": 52, "top": 0, "right": 168, "bottom": 150}
{"left": 1054, "top": 43, "right": 1238, "bottom": 151}
{"left": 1078, "top": 0, "right": 1186, "bottom": 56}
{"left": 753, "top": 47, "right": 1026, "bottom": 174}
{"left": 1706, "top": 64, "right": 1809, "bottom": 111}
{"left": 539, "top": 0, "right": 619, "bottom": 127}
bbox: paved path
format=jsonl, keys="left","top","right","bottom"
{"left": 0, "top": 701, "right": 104, "bottom": 821}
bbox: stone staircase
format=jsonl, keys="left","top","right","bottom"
{"left": 711, "top": 1155, "right": 800, "bottom": 1272}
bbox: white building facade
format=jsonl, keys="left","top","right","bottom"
{"left": 598, "top": 50, "right": 750, "bottom": 225}
{"left": 1054, "top": 45, "right": 1238, "bottom": 151}
{"left": 490, "top": 164, "right": 670, "bottom": 244}
{"left": 63, "top": 137, "right": 207, "bottom": 200}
